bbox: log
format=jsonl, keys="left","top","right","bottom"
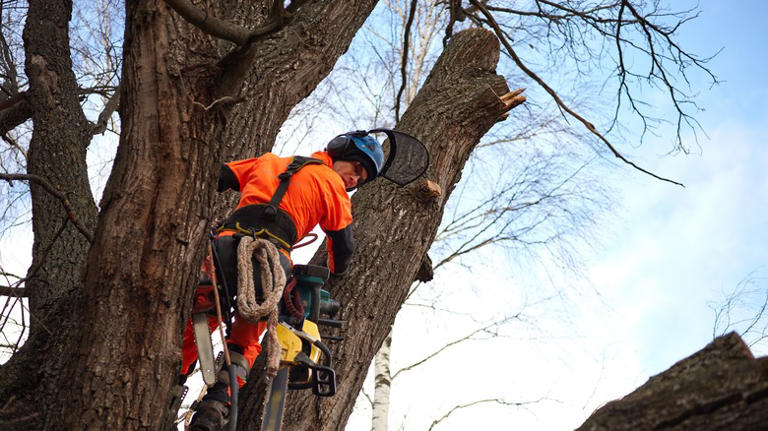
{"left": 578, "top": 332, "right": 768, "bottom": 430}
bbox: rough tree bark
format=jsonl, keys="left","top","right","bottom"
{"left": 238, "top": 28, "right": 521, "bottom": 430}
{"left": 0, "top": 1, "right": 99, "bottom": 427}
{"left": 0, "top": 1, "right": 378, "bottom": 429}
{"left": 578, "top": 333, "right": 768, "bottom": 430}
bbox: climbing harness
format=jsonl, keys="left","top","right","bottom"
{"left": 215, "top": 155, "right": 325, "bottom": 250}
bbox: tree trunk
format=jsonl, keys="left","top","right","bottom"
{"left": 578, "top": 332, "right": 768, "bottom": 430}
{"left": 239, "top": 28, "right": 517, "bottom": 431}
{"left": 0, "top": 1, "right": 98, "bottom": 427}
{"left": 372, "top": 330, "right": 393, "bottom": 431}
{"left": 0, "top": 1, "right": 378, "bottom": 429}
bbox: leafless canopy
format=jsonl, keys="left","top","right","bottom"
{"left": 437, "top": 0, "right": 718, "bottom": 186}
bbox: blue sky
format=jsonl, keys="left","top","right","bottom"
{"left": 593, "top": 0, "right": 768, "bottom": 362}
{"left": 539, "top": 0, "right": 768, "bottom": 426}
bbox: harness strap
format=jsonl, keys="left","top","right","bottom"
{"left": 264, "top": 156, "right": 324, "bottom": 221}
{"left": 216, "top": 222, "right": 293, "bottom": 251}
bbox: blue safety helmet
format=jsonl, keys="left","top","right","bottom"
{"left": 326, "top": 131, "right": 385, "bottom": 185}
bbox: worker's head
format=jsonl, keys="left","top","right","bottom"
{"left": 327, "top": 131, "right": 385, "bottom": 190}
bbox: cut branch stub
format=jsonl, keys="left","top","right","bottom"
{"left": 497, "top": 88, "right": 526, "bottom": 121}
{"left": 415, "top": 179, "right": 442, "bottom": 202}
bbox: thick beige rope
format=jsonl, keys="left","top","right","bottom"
{"left": 236, "top": 236, "right": 287, "bottom": 377}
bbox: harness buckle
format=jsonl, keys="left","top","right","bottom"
{"left": 264, "top": 205, "right": 278, "bottom": 221}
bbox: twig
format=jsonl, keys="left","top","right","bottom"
{"left": 469, "top": 0, "right": 684, "bottom": 187}
{"left": 2, "top": 133, "right": 27, "bottom": 159}
{"left": 361, "top": 387, "right": 374, "bottom": 408}
{"left": 428, "top": 397, "right": 543, "bottom": 430}
{"left": 0, "top": 173, "right": 93, "bottom": 242}
{"left": 394, "top": 0, "right": 418, "bottom": 123}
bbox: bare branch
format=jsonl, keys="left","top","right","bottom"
{"left": 428, "top": 397, "right": 544, "bottom": 431}
{"left": 394, "top": 0, "right": 417, "bottom": 123}
{"left": 392, "top": 315, "right": 521, "bottom": 379}
{"left": 710, "top": 270, "right": 768, "bottom": 350}
{"left": 91, "top": 85, "right": 120, "bottom": 135}
{"left": 469, "top": 0, "right": 684, "bottom": 187}
{"left": 0, "top": 286, "right": 26, "bottom": 297}
{"left": 0, "top": 173, "right": 93, "bottom": 242}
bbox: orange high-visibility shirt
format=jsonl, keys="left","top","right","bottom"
{"left": 225, "top": 151, "right": 353, "bottom": 273}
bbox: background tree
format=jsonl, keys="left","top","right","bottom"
{"left": 0, "top": 1, "right": 715, "bottom": 430}
{"left": 711, "top": 270, "right": 768, "bottom": 351}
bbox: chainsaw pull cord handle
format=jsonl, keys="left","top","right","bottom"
{"left": 206, "top": 238, "right": 238, "bottom": 431}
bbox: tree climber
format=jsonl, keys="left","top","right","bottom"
{"left": 182, "top": 131, "right": 385, "bottom": 431}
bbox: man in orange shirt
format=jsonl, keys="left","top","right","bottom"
{"left": 185, "top": 131, "right": 385, "bottom": 431}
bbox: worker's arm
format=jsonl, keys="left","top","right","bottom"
{"left": 325, "top": 225, "right": 355, "bottom": 275}
{"left": 217, "top": 164, "right": 240, "bottom": 192}
{"left": 319, "top": 172, "right": 355, "bottom": 276}
{"left": 217, "top": 154, "right": 276, "bottom": 192}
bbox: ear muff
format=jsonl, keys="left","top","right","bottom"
{"left": 326, "top": 135, "right": 352, "bottom": 158}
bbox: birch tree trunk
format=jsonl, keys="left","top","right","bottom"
{"left": 372, "top": 330, "right": 393, "bottom": 431}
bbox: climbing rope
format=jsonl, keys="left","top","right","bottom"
{"left": 236, "top": 236, "right": 286, "bottom": 377}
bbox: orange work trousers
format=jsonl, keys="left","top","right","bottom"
{"left": 180, "top": 314, "right": 267, "bottom": 387}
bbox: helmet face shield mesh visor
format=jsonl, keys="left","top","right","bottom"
{"left": 378, "top": 130, "right": 429, "bottom": 186}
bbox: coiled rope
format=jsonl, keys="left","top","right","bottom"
{"left": 236, "top": 236, "right": 286, "bottom": 377}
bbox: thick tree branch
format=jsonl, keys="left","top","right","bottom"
{"left": 0, "top": 92, "right": 33, "bottom": 135}
{"left": 164, "top": 0, "right": 253, "bottom": 44}
{"left": 0, "top": 173, "right": 93, "bottom": 242}
{"left": 164, "top": 0, "right": 295, "bottom": 46}
{"left": 91, "top": 85, "right": 119, "bottom": 135}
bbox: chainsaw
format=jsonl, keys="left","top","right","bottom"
{"left": 190, "top": 262, "right": 342, "bottom": 430}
